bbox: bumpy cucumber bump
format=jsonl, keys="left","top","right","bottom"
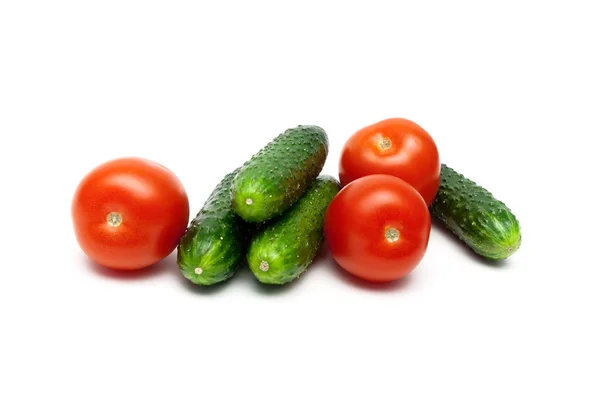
{"left": 177, "top": 169, "right": 251, "bottom": 285}
{"left": 430, "top": 164, "right": 522, "bottom": 260}
{"left": 247, "top": 175, "right": 341, "bottom": 284}
{"left": 231, "top": 125, "right": 328, "bottom": 223}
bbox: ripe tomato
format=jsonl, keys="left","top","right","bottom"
{"left": 339, "top": 117, "right": 441, "bottom": 205}
{"left": 324, "top": 175, "right": 431, "bottom": 283}
{"left": 71, "top": 157, "right": 190, "bottom": 271}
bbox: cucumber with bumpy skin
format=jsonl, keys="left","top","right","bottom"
{"left": 247, "top": 175, "right": 341, "bottom": 284}
{"left": 430, "top": 164, "right": 521, "bottom": 260}
{"left": 177, "top": 169, "right": 251, "bottom": 285}
{"left": 231, "top": 125, "right": 328, "bottom": 223}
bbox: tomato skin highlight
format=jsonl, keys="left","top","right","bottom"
{"left": 71, "top": 157, "right": 190, "bottom": 271}
{"left": 324, "top": 174, "right": 431, "bottom": 283}
{"left": 339, "top": 117, "right": 441, "bottom": 205}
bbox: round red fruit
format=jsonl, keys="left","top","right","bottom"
{"left": 324, "top": 174, "right": 431, "bottom": 283}
{"left": 339, "top": 118, "right": 440, "bottom": 205}
{"left": 72, "top": 157, "right": 190, "bottom": 270}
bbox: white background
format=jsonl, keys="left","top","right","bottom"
{"left": 1, "top": 1, "right": 598, "bottom": 399}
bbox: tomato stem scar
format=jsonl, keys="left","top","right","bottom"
{"left": 194, "top": 267, "right": 203, "bottom": 275}
{"left": 378, "top": 137, "right": 392, "bottom": 150}
{"left": 106, "top": 212, "right": 122, "bottom": 227}
{"left": 246, "top": 198, "right": 253, "bottom": 205}
{"left": 385, "top": 227, "right": 400, "bottom": 243}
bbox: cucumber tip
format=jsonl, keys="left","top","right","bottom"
{"left": 259, "top": 261, "right": 269, "bottom": 272}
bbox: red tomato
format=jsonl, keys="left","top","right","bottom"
{"left": 324, "top": 175, "right": 431, "bottom": 283}
{"left": 71, "top": 157, "right": 190, "bottom": 271}
{"left": 339, "top": 117, "right": 441, "bottom": 205}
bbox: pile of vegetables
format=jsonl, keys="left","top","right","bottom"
{"left": 71, "top": 118, "right": 521, "bottom": 286}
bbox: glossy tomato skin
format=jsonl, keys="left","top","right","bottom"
{"left": 72, "top": 157, "right": 190, "bottom": 270}
{"left": 324, "top": 174, "right": 431, "bottom": 283}
{"left": 339, "top": 118, "right": 440, "bottom": 205}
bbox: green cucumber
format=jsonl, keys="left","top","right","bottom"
{"left": 231, "top": 125, "right": 328, "bottom": 223}
{"left": 177, "top": 169, "right": 251, "bottom": 285}
{"left": 247, "top": 175, "right": 341, "bottom": 284}
{"left": 430, "top": 164, "right": 522, "bottom": 260}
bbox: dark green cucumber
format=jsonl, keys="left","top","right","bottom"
{"left": 247, "top": 175, "right": 341, "bottom": 284}
{"left": 430, "top": 164, "right": 521, "bottom": 260}
{"left": 177, "top": 169, "right": 251, "bottom": 285}
{"left": 231, "top": 125, "right": 328, "bottom": 223}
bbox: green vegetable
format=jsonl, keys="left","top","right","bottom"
{"left": 231, "top": 125, "right": 328, "bottom": 223}
{"left": 430, "top": 164, "right": 522, "bottom": 260}
{"left": 247, "top": 175, "right": 341, "bottom": 284}
{"left": 177, "top": 169, "right": 251, "bottom": 285}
